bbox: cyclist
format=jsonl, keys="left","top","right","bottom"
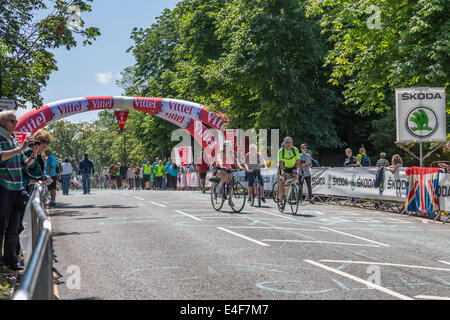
{"left": 215, "top": 140, "right": 242, "bottom": 184}
{"left": 245, "top": 143, "right": 266, "bottom": 203}
{"left": 278, "top": 136, "right": 301, "bottom": 202}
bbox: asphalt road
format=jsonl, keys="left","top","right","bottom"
{"left": 50, "top": 188, "right": 450, "bottom": 300}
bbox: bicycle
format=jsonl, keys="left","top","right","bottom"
{"left": 276, "top": 171, "right": 299, "bottom": 215}
{"left": 249, "top": 169, "right": 264, "bottom": 207}
{"left": 210, "top": 170, "right": 246, "bottom": 213}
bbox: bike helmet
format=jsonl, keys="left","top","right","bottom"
{"left": 283, "top": 136, "right": 293, "bottom": 143}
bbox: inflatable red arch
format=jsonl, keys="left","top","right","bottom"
{"left": 16, "top": 96, "right": 228, "bottom": 161}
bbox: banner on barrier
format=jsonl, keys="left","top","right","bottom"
{"left": 176, "top": 167, "right": 450, "bottom": 211}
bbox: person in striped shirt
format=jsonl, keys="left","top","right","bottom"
{"left": 0, "top": 110, "right": 36, "bottom": 271}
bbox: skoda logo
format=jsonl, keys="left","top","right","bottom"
{"left": 406, "top": 106, "right": 438, "bottom": 139}
{"left": 351, "top": 175, "right": 356, "bottom": 190}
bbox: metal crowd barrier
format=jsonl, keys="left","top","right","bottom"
{"left": 13, "top": 182, "right": 54, "bottom": 300}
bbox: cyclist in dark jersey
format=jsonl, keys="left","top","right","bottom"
{"left": 245, "top": 144, "right": 266, "bottom": 203}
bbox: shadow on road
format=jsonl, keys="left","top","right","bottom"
{"left": 53, "top": 231, "right": 100, "bottom": 237}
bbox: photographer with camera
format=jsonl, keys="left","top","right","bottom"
{"left": 22, "top": 129, "right": 52, "bottom": 195}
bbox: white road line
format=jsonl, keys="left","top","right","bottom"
{"left": 228, "top": 226, "right": 329, "bottom": 232}
{"left": 414, "top": 295, "right": 450, "bottom": 300}
{"left": 217, "top": 227, "right": 270, "bottom": 247}
{"left": 319, "top": 226, "right": 390, "bottom": 247}
{"left": 134, "top": 196, "right": 145, "bottom": 200}
{"left": 438, "top": 261, "right": 450, "bottom": 266}
{"left": 304, "top": 260, "right": 414, "bottom": 300}
{"left": 252, "top": 209, "right": 296, "bottom": 221}
{"left": 150, "top": 201, "right": 167, "bottom": 208}
{"left": 262, "top": 240, "right": 380, "bottom": 248}
{"left": 175, "top": 210, "right": 202, "bottom": 221}
{"left": 319, "top": 260, "right": 450, "bottom": 272}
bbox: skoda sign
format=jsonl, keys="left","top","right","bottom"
{"left": 396, "top": 88, "right": 446, "bottom": 143}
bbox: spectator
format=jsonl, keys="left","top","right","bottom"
{"left": 376, "top": 152, "right": 390, "bottom": 167}
{"left": 78, "top": 153, "right": 95, "bottom": 195}
{"left": 93, "top": 171, "right": 100, "bottom": 189}
{"left": 165, "top": 158, "right": 177, "bottom": 190}
{"left": 307, "top": 149, "right": 320, "bottom": 167}
{"left": 45, "top": 147, "right": 58, "bottom": 206}
{"left": 196, "top": 152, "right": 209, "bottom": 193}
{"left": 109, "top": 162, "right": 118, "bottom": 189}
{"left": 344, "top": 148, "right": 361, "bottom": 167}
{"left": 116, "top": 163, "right": 122, "bottom": 189}
{"left": 127, "top": 164, "right": 135, "bottom": 190}
{"left": 22, "top": 129, "right": 51, "bottom": 195}
{"left": 356, "top": 146, "right": 371, "bottom": 167}
{"left": 60, "top": 157, "right": 73, "bottom": 195}
{"left": 299, "top": 144, "right": 314, "bottom": 204}
{"left": 154, "top": 160, "right": 165, "bottom": 190}
{"left": 142, "top": 161, "right": 152, "bottom": 190}
{"left": 388, "top": 154, "right": 403, "bottom": 174}
{"left": 102, "top": 167, "right": 109, "bottom": 189}
{"left": 0, "top": 110, "right": 36, "bottom": 271}
{"left": 438, "top": 162, "right": 450, "bottom": 173}
{"left": 120, "top": 162, "right": 128, "bottom": 189}
{"left": 134, "top": 164, "right": 141, "bottom": 190}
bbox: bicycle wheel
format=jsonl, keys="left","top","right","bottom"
{"left": 272, "top": 181, "right": 278, "bottom": 203}
{"left": 229, "top": 181, "right": 246, "bottom": 213}
{"left": 211, "top": 183, "right": 225, "bottom": 211}
{"left": 288, "top": 184, "right": 299, "bottom": 215}
{"left": 257, "top": 181, "right": 262, "bottom": 207}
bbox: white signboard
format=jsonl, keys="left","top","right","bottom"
{"left": 396, "top": 87, "right": 446, "bottom": 143}
{"left": 0, "top": 99, "right": 18, "bottom": 111}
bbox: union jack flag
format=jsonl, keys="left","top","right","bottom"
{"left": 405, "top": 167, "right": 440, "bottom": 214}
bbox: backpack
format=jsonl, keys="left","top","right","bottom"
{"left": 360, "top": 154, "right": 370, "bottom": 166}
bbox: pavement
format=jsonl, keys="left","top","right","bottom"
{"left": 49, "top": 188, "right": 450, "bottom": 300}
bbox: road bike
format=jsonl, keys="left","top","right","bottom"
{"left": 276, "top": 171, "right": 299, "bottom": 215}
{"left": 249, "top": 169, "right": 263, "bottom": 207}
{"left": 210, "top": 170, "right": 246, "bottom": 213}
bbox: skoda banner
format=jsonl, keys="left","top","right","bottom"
{"left": 396, "top": 87, "right": 446, "bottom": 143}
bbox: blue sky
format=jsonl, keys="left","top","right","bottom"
{"left": 17, "top": 0, "right": 181, "bottom": 122}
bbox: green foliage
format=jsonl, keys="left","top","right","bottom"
{"left": 306, "top": 0, "right": 450, "bottom": 114}
{"left": 0, "top": 0, "right": 101, "bottom": 106}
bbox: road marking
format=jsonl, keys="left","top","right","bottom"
{"left": 319, "top": 260, "right": 450, "bottom": 272}
{"left": 319, "top": 226, "right": 390, "bottom": 247}
{"left": 262, "top": 240, "right": 380, "bottom": 247}
{"left": 228, "top": 226, "right": 328, "bottom": 232}
{"left": 253, "top": 209, "right": 296, "bottom": 221}
{"left": 414, "top": 295, "right": 450, "bottom": 300}
{"left": 217, "top": 227, "right": 270, "bottom": 247}
{"left": 134, "top": 196, "right": 145, "bottom": 200}
{"left": 438, "top": 261, "right": 450, "bottom": 266}
{"left": 150, "top": 201, "right": 167, "bottom": 208}
{"left": 304, "top": 260, "right": 414, "bottom": 300}
{"left": 175, "top": 210, "right": 202, "bottom": 221}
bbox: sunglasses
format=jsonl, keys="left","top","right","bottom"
{"left": 5, "top": 119, "right": 18, "bottom": 124}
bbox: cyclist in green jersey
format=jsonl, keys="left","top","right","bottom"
{"left": 278, "top": 136, "right": 301, "bottom": 202}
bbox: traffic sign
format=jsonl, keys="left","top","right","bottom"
{"left": 0, "top": 99, "right": 18, "bottom": 111}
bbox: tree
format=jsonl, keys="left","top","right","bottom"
{"left": 306, "top": 0, "right": 450, "bottom": 114}
{"left": 0, "top": 0, "right": 101, "bottom": 107}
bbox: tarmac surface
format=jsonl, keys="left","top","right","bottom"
{"left": 50, "top": 189, "right": 450, "bottom": 300}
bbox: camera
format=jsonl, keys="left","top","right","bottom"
{"left": 29, "top": 140, "right": 41, "bottom": 147}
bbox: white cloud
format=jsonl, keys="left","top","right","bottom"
{"left": 96, "top": 72, "right": 114, "bottom": 85}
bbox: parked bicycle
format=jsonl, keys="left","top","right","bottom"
{"left": 210, "top": 170, "right": 247, "bottom": 212}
